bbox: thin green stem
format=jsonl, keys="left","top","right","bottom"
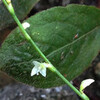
{"left": 13, "top": 14, "right": 50, "bottom": 63}
{"left": 2, "top": 0, "right": 89, "bottom": 100}
{"left": 55, "top": 70, "right": 89, "bottom": 100}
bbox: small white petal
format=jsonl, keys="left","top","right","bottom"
{"left": 33, "top": 61, "right": 40, "bottom": 67}
{"left": 80, "top": 79, "right": 95, "bottom": 92}
{"left": 82, "top": 79, "right": 95, "bottom": 89}
{"left": 31, "top": 66, "right": 39, "bottom": 76}
{"left": 40, "top": 67, "right": 46, "bottom": 77}
{"left": 22, "top": 22, "right": 30, "bottom": 29}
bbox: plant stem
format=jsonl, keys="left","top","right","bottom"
{"left": 55, "top": 70, "right": 89, "bottom": 100}
{"left": 2, "top": 0, "right": 89, "bottom": 100}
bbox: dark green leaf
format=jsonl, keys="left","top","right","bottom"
{"left": 0, "top": 5, "right": 100, "bottom": 88}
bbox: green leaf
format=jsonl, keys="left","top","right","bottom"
{"left": 0, "top": 0, "right": 39, "bottom": 30}
{"left": 0, "top": 4, "right": 100, "bottom": 88}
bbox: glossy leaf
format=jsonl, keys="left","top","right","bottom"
{"left": 0, "top": 5, "right": 100, "bottom": 88}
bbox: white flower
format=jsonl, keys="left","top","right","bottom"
{"left": 80, "top": 79, "right": 95, "bottom": 93}
{"left": 31, "top": 61, "right": 50, "bottom": 77}
{"left": 22, "top": 22, "right": 30, "bottom": 29}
